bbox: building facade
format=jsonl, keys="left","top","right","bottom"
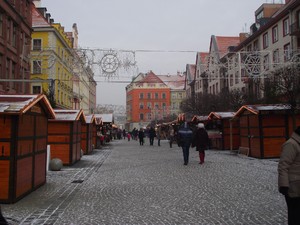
{"left": 126, "top": 71, "right": 171, "bottom": 130}
{"left": 0, "top": 0, "right": 33, "bottom": 94}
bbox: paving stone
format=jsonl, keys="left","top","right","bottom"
{"left": 1, "top": 139, "right": 287, "bottom": 225}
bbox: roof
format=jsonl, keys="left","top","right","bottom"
{"left": 158, "top": 74, "right": 185, "bottom": 90}
{"left": 212, "top": 36, "right": 240, "bottom": 58}
{"left": 208, "top": 112, "right": 235, "bottom": 120}
{"left": 85, "top": 114, "right": 95, "bottom": 124}
{"left": 32, "top": 6, "right": 51, "bottom": 28}
{"left": 234, "top": 104, "right": 291, "bottom": 117}
{"left": 0, "top": 94, "right": 55, "bottom": 118}
{"left": 191, "top": 115, "right": 209, "bottom": 122}
{"left": 94, "top": 113, "right": 114, "bottom": 123}
{"left": 138, "top": 71, "right": 165, "bottom": 85}
{"left": 52, "top": 109, "right": 86, "bottom": 122}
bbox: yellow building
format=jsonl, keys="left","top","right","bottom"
{"left": 31, "top": 5, "right": 74, "bottom": 109}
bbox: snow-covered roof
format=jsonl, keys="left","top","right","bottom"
{"left": 52, "top": 109, "right": 85, "bottom": 122}
{"left": 94, "top": 113, "right": 113, "bottom": 123}
{"left": 208, "top": 112, "right": 235, "bottom": 120}
{"left": 0, "top": 94, "right": 55, "bottom": 118}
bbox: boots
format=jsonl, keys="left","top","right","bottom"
{"left": 199, "top": 152, "right": 205, "bottom": 164}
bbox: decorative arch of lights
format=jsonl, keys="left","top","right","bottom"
{"left": 29, "top": 47, "right": 300, "bottom": 80}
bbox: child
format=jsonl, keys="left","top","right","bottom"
{"left": 127, "top": 132, "right": 131, "bottom": 141}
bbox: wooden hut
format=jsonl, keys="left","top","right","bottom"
{"left": 48, "top": 109, "right": 86, "bottom": 165}
{"left": 207, "top": 112, "right": 240, "bottom": 150}
{"left": 234, "top": 104, "right": 295, "bottom": 159}
{"left": 81, "top": 114, "right": 95, "bottom": 155}
{"left": 0, "top": 94, "right": 55, "bottom": 203}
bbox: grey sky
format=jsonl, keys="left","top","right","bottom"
{"left": 41, "top": 0, "right": 278, "bottom": 106}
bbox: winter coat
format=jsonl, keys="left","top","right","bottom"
{"left": 278, "top": 131, "right": 300, "bottom": 198}
{"left": 192, "top": 128, "right": 209, "bottom": 152}
{"left": 138, "top": 130, "right": 145, "bottom": 139}
{"left": 178, "top": 126, "right": 193, "bottom": 147}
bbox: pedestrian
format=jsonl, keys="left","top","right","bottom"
{"left": 138, "top": 128, "right": 145, "bottom": 146}
{"left": 123, "top": 129, "right": 126, "bottom": 139}
{"left": 192, "top": 123, "right": 209, "bottom": 164}
{"left": 156, "top": 126, "right": 161, "bottom": 146}
{"left": 127, "top": 132, "right": 131, "bottom": 141}
{"left": 0, "top": 206, "right": 8, "bottom": 225}
{"left": 177, "top": 122, "right": 193, "bottom": 165}
{"left": 168, "top": 125, "right": 175, "bottom": 148}
{"left": 149, "top": 127, "right": 156, "bottom": 146}
{"left": 278, "top": 126, "right": 300, "bottom": 225}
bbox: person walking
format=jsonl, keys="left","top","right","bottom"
{"left": 177, "top": 122, "right": 193, "bottom": 165}
{"left": 192, "top": 123, "right": 209, "bottom": 164}
{"left": 149, "top": 127, "right": 156, "bottom": 146}
{"left": 156, "top": 126, "right": 161, "bottom": 146}
{"left": 138, "top": 128, "right": 145, "bottom": 146}
{"left": 168, "top": 125, "right": 175, "bottom": 148}
{"left": 278, "top": 126, "right": 300, "bottom": 225}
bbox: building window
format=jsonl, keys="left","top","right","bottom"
{"left": 147, "top": 93, "right": 151, "bottom": 99}
{"left": 162, "top": 93, "right": 166, "bottom": 99}
{"left": 33, "top": 60, "right": 42, "bottom": 74}
{"left": 253, "top": 40, "right": 259, "bottom": 51}
{"left": 33, "top": 39, "right": 42, "bottom": 51}
{"left": 263, "top": 32, "right": 269, "bottom": 49}
{"left": 7, "top": 18, "right": 11, "bottom": 43}
{"left": 283, "top": 17, "right": 289, "bottom": 36}
{"left": 273, "top": 49, "right": 280, "bottom": 68}
{"left": 162, "top": 103, "right": 166, "bottom": 109}
{"left": 139, "top": 103, "right": 144, "bottom": 109}
{"left": 172, "top": 93, "right": 176, "bottom": 99}
{"left": 284, "top": 43, "right": 291, "bottom": 61}
{"left": 272, "top": 26, "right": 278, "bottom": 43}
{"left": 147, "top": 113, "right": 151, "bottom": 120}
{"left": 263, "top": 54, "right": 270, "bottom": 70}
{"left": 147, "top": 102, "right": 151, "bottom": 109}
{"left": 155, "top": 93, "right": 158, "bottom": 99}
{"left": 139, "top": 93, "right": 144, "bottom": 99}
{"left": 140, "top": 113, "right": 144, "bottom": 120}
{"left": 178, "top": 93, "right": 183, "bottom": 99}
{"left": 32, "top": 85, "right": 41, "bottom": 94}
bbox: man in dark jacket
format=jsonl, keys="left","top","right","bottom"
{"left": 177, "top": 122, "right": 193, "bottom": 165}
{"left": 278, "top": 126, "right": 300, "bottom": 225}
{"left": 192, "top": 123, "right": 209, "bottom": 164}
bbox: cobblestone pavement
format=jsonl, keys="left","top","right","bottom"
{"left": 1, "top": 138, "right": 287, "bottom": 225}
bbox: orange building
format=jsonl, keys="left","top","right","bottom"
{"left": 126, "top": 71, "right": 171, "bottom": 130}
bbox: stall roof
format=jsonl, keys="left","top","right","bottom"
{"left": 191, "top": 115, "right": 209, "bottom": 122}
{"left": 52, "top": 109, "right": 86, "bottom": 122}
{"left": 85, "top": 114, "right": 95, "bottom": 124}
{"left": 0, "top": 94, "right": 55, "bottom": 118}
{"left": 234, "top": 104, "right": 291, "bottom": 117}
{"left": 208, "top": 112, "right": 235, "bottom": 120}
{"left": 94, "top": 113, "right": 113, "bottom": 123}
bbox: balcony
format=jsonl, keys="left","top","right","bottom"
{"left": 290, "top": 21, "right": 300, "bottom": 36}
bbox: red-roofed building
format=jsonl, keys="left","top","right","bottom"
{"left": 0, "top": 0, "right": 33, "bottom": 94}
{"left": 126, "top": 71, "right": 171, "bottom": 130}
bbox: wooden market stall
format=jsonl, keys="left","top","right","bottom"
{"left": 207, "top": 112, "right": 240, "bottom": 150}
{"left": 234, "top": 104, "right": 297, "bottom": 159}
{"left": 0, "top": 94, "right": 55, "bottom": 203}
{"left": 81, "top": 114, "right": 95, "bottom": 155}
{"left": 48, "top": 109, "right": 86, "bottom": 166}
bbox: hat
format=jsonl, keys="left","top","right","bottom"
{"left": 197, "top": 123, "right": 205, "bottom": 128}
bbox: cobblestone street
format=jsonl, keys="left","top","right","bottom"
{"left": 2, "top": 138, "right": 287, "bottom": 225}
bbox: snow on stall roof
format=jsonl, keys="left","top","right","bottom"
{"left": 210, "top": 112, "right": 235, "bottom": 119}
{"left": 0, "top": 95, "right": 39, "bottom": 113}
{"left": 94, "top": 113, "right": 113, "bottom": 123}
{"left": 85, "top": 115, "right": 94, "bottom": 123}
{"left": 53, "top": 109, "right": 81, "bottom": 121}
{"left": 248, "top": 104, "right": 291, "bottom": 111}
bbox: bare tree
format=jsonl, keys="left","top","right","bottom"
{"left": 263, "top": 63, "right": 300, "bottom": 129}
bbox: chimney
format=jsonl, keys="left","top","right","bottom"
{"left": 239, "top": 33, "right": 249, "bottom": 43}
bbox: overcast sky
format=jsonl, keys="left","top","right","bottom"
{"left": 40, "top": 0, "right": 282, "bottom": 106}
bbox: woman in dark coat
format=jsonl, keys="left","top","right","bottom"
{"left": 138, "top": 128, "right": 145, "bottom": 146}
{"left": 192, "top": 123, "right": 209, "bottom": 164}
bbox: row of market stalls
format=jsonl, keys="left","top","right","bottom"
{"left": 178, "top": 104, "right": 298, "bottom": 160}
{"left": 0, "top": 94, "right": 114, "bottom": 203}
